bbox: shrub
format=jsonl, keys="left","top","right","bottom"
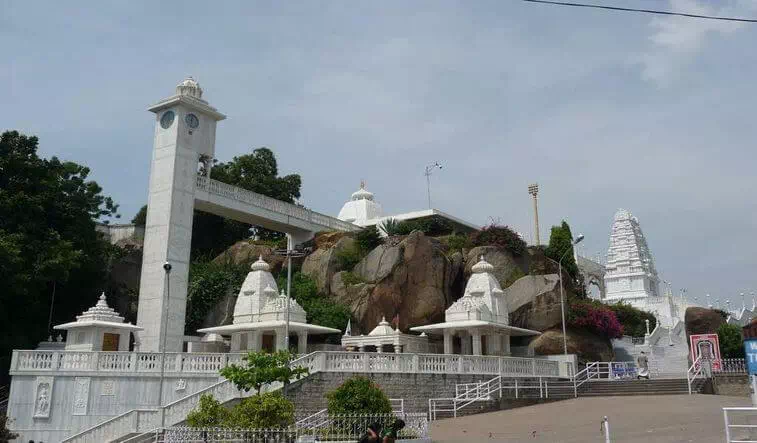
{"left": 568, "top": 299, "right": 623, "bottom": 339}
{"left": 607, "top": 302, "right": 656, "bottom": 337}
{"left": 718, "top": 323, "right": 744, "bottom": 359}
{"left": 227, "top": 391, "right": 294, "bottom": 428}
{"left": 469, "top": 224, "right": 526, "bottom": 255}
{"left": 220, "top": 351, "right": 308, "bottom": 394}
{"left": 378, "top": 218, "right": 401, "bottom": 236}
{"left": 440, "top": 234, "right": 470, "bottom": 253}
{"left": 186, "top": 394, "right": 230, "bottom": 428}
{"left": 326, "top": 376, "right": 392, "bottom": 414}
{"left": 186, "top": 260, "right": 248, "bottom": 334}
{"left": 356, "top": 226, "right": 382, "bottom": 254}
{"left": 341, "top": 271, "right": 365, "bottom": 285}
{"left": 335, "top": 246, "right": 361, "bottom": 270}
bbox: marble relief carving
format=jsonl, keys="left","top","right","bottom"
{"left": 72, "top": 377, "right": 91, "bottom": 415}
{"left": 33, "top": 376, "right": 53, "bottom": 418}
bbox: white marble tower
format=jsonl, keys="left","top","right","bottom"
{"left": 603, "top": 209, "right": 660, "bottom": 301}
{"left": 137, "top": 78, "right": 226, "bottom": 351}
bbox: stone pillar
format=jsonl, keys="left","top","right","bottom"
{"left": 487, "top": 335, "right": 501, "bottom": 356}
{"left": 230, "top": 333, "right": 242, "bottom": 352}
{"left": 377, "top": 344, "right": 383, "bottom": 354}
{"left": 247, "top": 331, "right": 260, "bottom": 351}
{"left": 502, "top": 335, "right": 511, "bottom": 356}
{"left": 394, "top": 344, "right": 402, "bottom": 354}
{"left": 358, "top": 344, "right": 365, "bottom": 352}
{"left": 443, "top": 332, "right": 453, "bottom": 355}
{"left": 274, "top": 328, "right": 286, "bottom": 352}
{"left": 472, "top": 333, "right": 482, "bottom": 356}
{"left": 297, "top": 331, "right": 308, "bottom": 355}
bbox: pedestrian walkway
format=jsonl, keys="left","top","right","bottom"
{"left": 430, "top": 395, "right": 751, "bottom": 442}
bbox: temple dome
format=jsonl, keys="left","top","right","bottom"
{"left": 614, "top": 208, "right": 631, "bottom": 221}
{"left": 368, "top": 317, "right": 395, "bottom": 336}
{"left": 337, "top": 181, "right": 382, "bottom": 224}
{"left": 75, "top": 293, "right": 125, "bottom": 324}
{"left": 471, "top": 256, "right": 494, "bottom": 274}
{"left": 251, "top": 255, "right": 270, "bottom": 272}
{"left": 351, "top": 184, "right": 374, "bottom": 201}
{"left": 176, "top": 76, "right": 203, "bottom": 99}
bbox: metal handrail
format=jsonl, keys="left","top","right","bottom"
{"left": 723, "top": 407, "right": 757, "bottom": 443}
{"left": 687, "top": 356, "right": 704, "bottom": 395}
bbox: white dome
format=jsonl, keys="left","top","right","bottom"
{"left": 368, "top": 317, "right": 395, "bottom": 336}
{"left": 471, "top": 256, "right": 494, "bottom": 274}
{"left": 351, "top": 184, "right": 374, "bottom": 201}
{"left": 251, "top": 255, "right": 271, "bottom": 272}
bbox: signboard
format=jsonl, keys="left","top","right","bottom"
{"left": 744, "top": 338, "right": 757, "bottom": 375}
{"left": 689, "top": 333, "right": 722, "bottom": 371}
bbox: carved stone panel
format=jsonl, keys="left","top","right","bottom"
{"left": 33, "top": 376, "right": 53, "bottom": 418}
{"left": 101, "top": 380, "right": 116, "bottom": 396}
{"left": 73, "top": 377, "right": 91, "bottom": 416}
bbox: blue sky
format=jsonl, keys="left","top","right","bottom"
{"left": 2, "top": 0, "right": 756, "bottom": 305}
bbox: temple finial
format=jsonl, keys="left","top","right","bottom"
{"left": 360, "top": 179, "right": 365, "bottom": 189}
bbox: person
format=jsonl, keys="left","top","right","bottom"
{"left": 380, "top": 419, "right": 406, "bottom": 443}
{"left": 637, "top": 351, "right": 650, "bottom": 380}
{"left": 358, "top": 422, "right": 382, "bottom": 443}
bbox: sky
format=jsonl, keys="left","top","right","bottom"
{"left": 2, "top": 0, "right": 756, "bottom": 306}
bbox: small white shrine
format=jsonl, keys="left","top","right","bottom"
{"left": 54, "top": 293, "right": 142, "bottom": 352}
{"left": 341, "top": 317, "right": 429, "bottom": 353}
{"left": 411, "top": 257, "right": 540, "bottom": 355}
{"left": 198, "top": 256, "right": 340, "bottom": 353}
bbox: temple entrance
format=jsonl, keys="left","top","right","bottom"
{"left": 262, "top": 334, "right": 275, "bottom": 353}
{"left": 102, "top": 333, "right": 120, "bottom": 352}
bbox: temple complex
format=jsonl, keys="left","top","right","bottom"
{"left": 197, "top": 256, "right": 340, "bottom": 353}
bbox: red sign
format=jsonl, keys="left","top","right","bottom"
{"left": 689, "top": 333, "right": 722, "bottom": 371}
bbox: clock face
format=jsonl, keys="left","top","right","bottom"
{"left": 160, "top": 111, "right": 175, "bottom": 129}
{"left": 185, "top": 113, "right": 200, "bottom": 129}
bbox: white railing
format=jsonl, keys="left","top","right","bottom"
{"left": 296, "top": 398, "right": 405, "bottom": 429}
{"left": 61, "top": 408, "right": 159, "bottom": 443}
{"left": 723, "top": 407, "right": 757, "bottom": 443}
{"left": 11, "top": 350, "right": 246, "bottom": 374}
{"left": 717, "top": 359, "right": 748, "bottom": 374}
{"left": 196, "top": 176, "right": 359, "bottom": 232}
{"left": 162, "top": 412, "right": 429, "bottom": 441}
{"left": 687, "top": 356, "right": 707, "bottom": 395}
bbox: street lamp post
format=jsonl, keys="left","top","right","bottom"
{"left": 275, "top": 242, "right": 309, "bottom": 353}
{"left": 159, "top": 261, "right": 172, "bottom": 427}
{"left": 558, "top": 234, "right": 584, "bottom": 356}
{"left": 424, "top": 162, "right": 443, "bottom": 209}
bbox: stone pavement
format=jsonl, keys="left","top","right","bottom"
{"left": 430, "top": 395, "right": 751, "bottom": 442}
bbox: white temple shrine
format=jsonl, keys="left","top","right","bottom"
{"left": 54, "top": 293, "right": 142, "bottom": 352}
{"left": 411, "top": 256, "right": 541, "bottom": 355}
{"left": 197, "top": 256, "right": 340, "bottom": 353}
{"left": 341, "top": 316, "right": 429, "bottom": 353}
{"left": 337, "top": 182, "right": 479, "bottom": 234}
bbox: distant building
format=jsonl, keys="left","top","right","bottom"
{"left": 95, "top": 223, "right": 144, "bottom": 244}
{"left": 337, "top": 182, "right": 479, "bottom": 234}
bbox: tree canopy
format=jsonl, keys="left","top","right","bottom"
{"left": 220, "top": 351, "right": 308, "bottom": 394}
{"left": 545, "top": 220, "right": 579, "bottom": 279}
{"left": 0, "top": 130, "right": 119, "bottom": 384}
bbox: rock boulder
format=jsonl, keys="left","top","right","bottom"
{"left": 505, "top": 274, "right": 567, "bottom": 331}
{"left": 211, "top": 241, "right": 286, "bottom": 275}
{"left": 330, "top": 231, "right": 461, "bottom": 334}
{"left": 301, "top": 236, "right": 355, "bottom": 294}
{"left": 465, "top": 246, "right": 521, "bottom": 288}
{"left": 529, "top": 328, "right": 614, "bottom": 362}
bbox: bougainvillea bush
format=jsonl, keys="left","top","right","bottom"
{"left": 568, "top": 299, "right": 624, "bottom": 339}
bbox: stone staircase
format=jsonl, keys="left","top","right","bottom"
{"left": 612, "top": 321, "right": 690, "bottom": 378}
{"left": 578, "top": 378, "right": 704, "bottom": 396}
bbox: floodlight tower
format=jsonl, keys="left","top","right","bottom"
{"left": 528, "top": 183, "right": 540, "bottom": 246}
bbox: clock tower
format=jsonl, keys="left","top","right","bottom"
{"left": 138, "top": 77, "right": 226, "bottom": 351}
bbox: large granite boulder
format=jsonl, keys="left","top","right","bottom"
{"left": 685, "top": 307, "right": 726, "bottom": 339}
{"left": 331, "top": 231, "right": 462, "bottom": 333}
{"left": 465, "top": 246, "right": 520, "bottom": 288}
{"left": 301, "top": 236, "right": 355, "bottom": 294}
{"left": 529, "top": 328, "right": 614, "bottom": 362}
{"left": 211, "top": 241, "right": 287, "bottom": 274}
{"left": 505, "top": 274, "right": 567, "bottom": 331}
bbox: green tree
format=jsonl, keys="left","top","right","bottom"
{"left": 227, "top": 392, "right": 295, "bottom": 428}
{"left": 220, "top": 351, "right": 309, "bottom": 394}
{"left": 378, "top": 218, "right": 400, "bottom": 236}
{"left": 545, "top": 220, "right": 579, "bottom": 279}
{"left": 185, "top": 394, "right": 231, "bottom": 428}
{"left": 0, "top": 131, "right": 118, "bottom": 384}
{"left": 131, "top": 204, "right": 147, "bottom": 226}
{"left": 186, "top": 260, "right": 248, "bottom": 334}
{"left": 608, "top": 302, "right": 657, "bottom": 337}
{"left": 326, "top": 376, "right": 392, "bottom": 414}
{"left": 718, "top": 323, "right": 744, "bottom": 359}
{"left": 355, "top": 225, "right": 382, "bottom": 254}
{"left": 469, "top": 224, "right": 526, "bottom": 255}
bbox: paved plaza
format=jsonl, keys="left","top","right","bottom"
{"left": 430, "top": 395, "right": 751, "bottom": 442}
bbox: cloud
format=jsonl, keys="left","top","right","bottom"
{"left": 636, "top": 0, "right": 754, "bottom": 84}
